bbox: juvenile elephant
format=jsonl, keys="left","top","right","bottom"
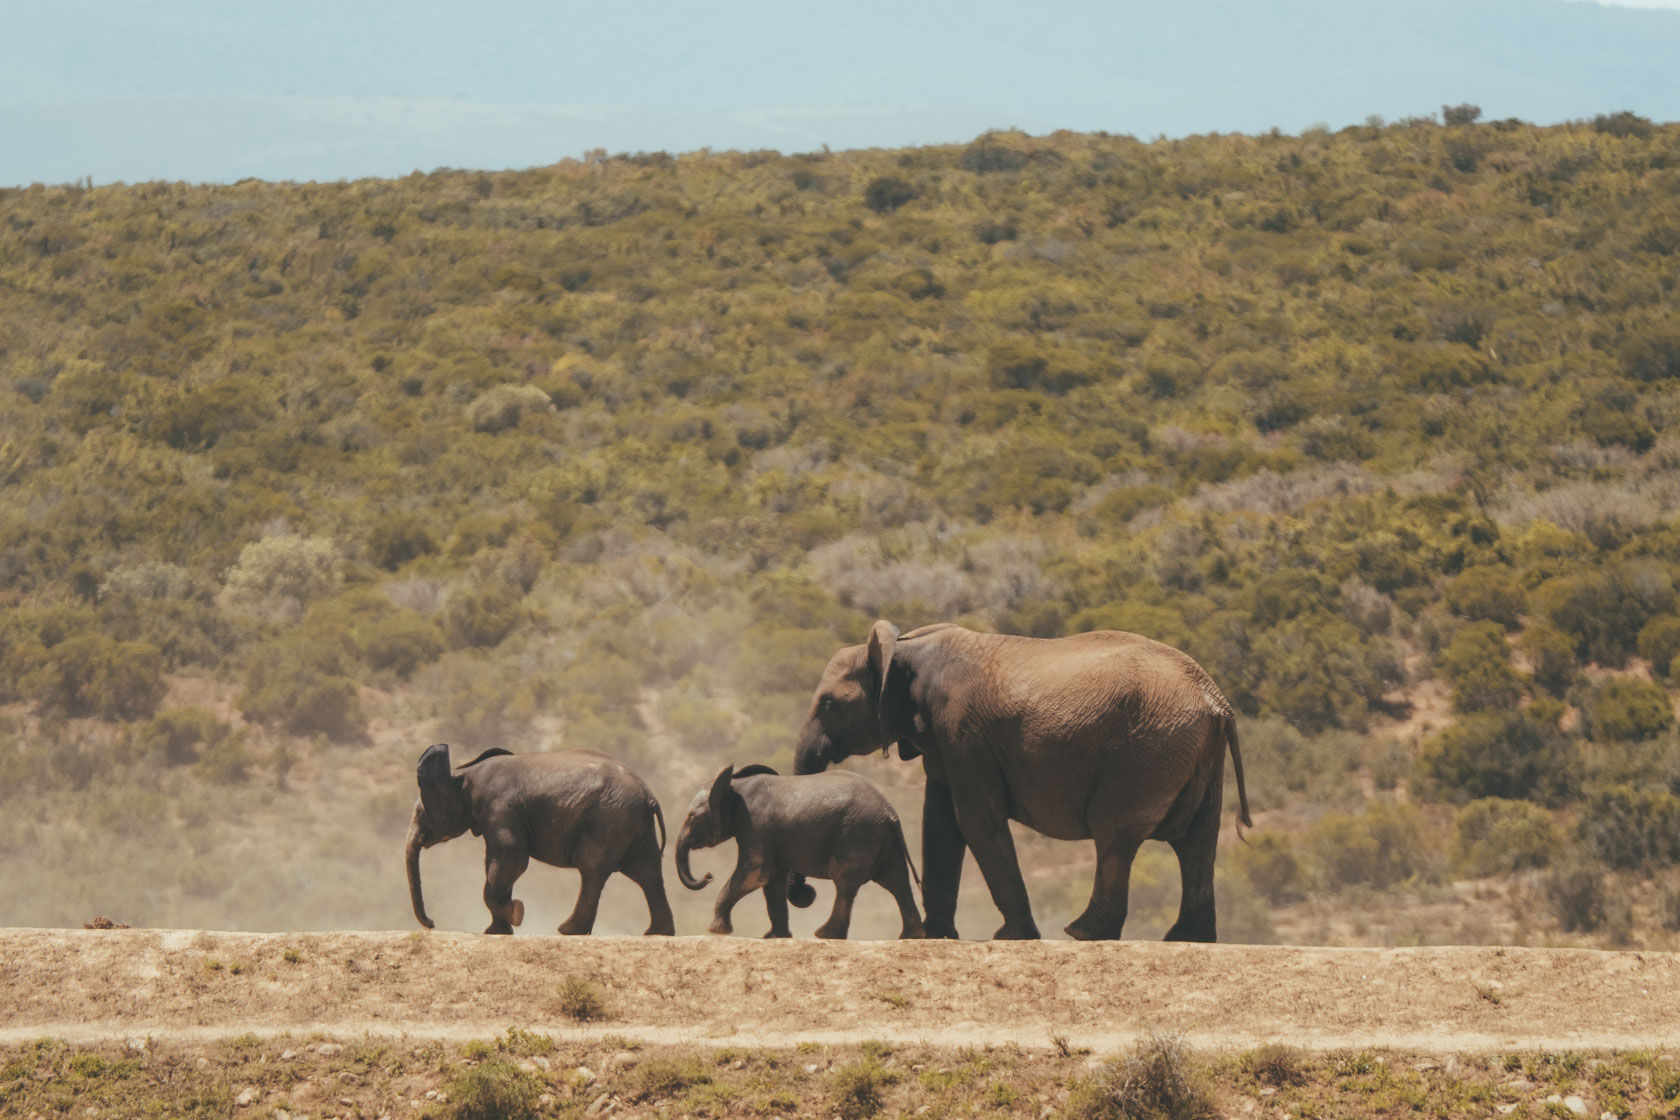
{"left": 675, "top": 764, "right": 925, "bottom": 940}
{"left": 793, "top": 621, "right": 1252, "bottom": 942}
{"left": 404, "top": 743, "right": 674, "bottom": 936}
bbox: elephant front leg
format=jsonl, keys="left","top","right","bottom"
{"left": 921, "top": 780, "right": 967, "bottom": 939}
{"left": 948, "top": 785, "right": 1040, "bottom": 940}
{"left": 481, "top": 850, "right": 530, "bottom": 935}
{"left": 708, "top": 865, "right": 757, "bottom": 936}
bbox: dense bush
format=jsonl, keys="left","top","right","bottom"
{"left": 1417, "top": 712, "right": 1571, "bottom": 804}
{"left": 1438, "top": 621, "right": 1524, "bottom": 714}
{"left": 1543, "top": 858, "right": 1616, "bottom": 934}
{"left": 134, "top": 707, "right": 229, "bottom": 766}
{"left": 1444, "top": 566, "right": 1525, "bottom": 627}
{"left": 1303, "top": 799, "right": 1436, "bottom": 892}
{"left": 1066, "top": 1035, "right": 1217, "bottom": 1120}
{"left": 1638, "top": 616, "right": 1680, "bottom": 679}
{"left": 17, "top": 634, "right": 167, "bottom": 721}
{"left": 1449, "top": 798, "right": 1560, "bottom": 877}
{"left": 1577, "top": 785, "right": 1680, "bottom": 868}
{"left": 1229, "top": 832, "right": 1304, "bottom": 904}
{"left": 450, "top": 1059, "right": 540, "bottom": 1120}
{"left": 1519, "top": 624, "right": 1578, "bottom": 696}
{"left": 1586, "top": 679, "right": 1675, "bottom": 742}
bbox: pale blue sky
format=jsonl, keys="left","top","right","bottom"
{"left": 2, "top": 0, "right": 1677, "bottom": 185}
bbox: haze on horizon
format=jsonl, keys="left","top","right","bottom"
{"left": 3, "top": 0, "right": 1679, "bottom": 186}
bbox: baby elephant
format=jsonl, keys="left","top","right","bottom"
{"left": 675, "top": 764, "right": 924, "bottom": 939}
{"left": 405, "top": 743, "right": 674, "bottom": 936}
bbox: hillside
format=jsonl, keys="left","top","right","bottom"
{"left": 3, "top": 116, "right": 1680, "bottom": 943}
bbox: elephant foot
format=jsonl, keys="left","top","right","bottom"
{"left": 484, "top": 921, "right": 514, "bottom": 935}
{"left": 924, "top": 919, "right": 960, "bottom": 939}
{"left": 992, "top": 919, "right": 1041, "bottom": 940}
{"left": 707, "top": 919, "right": 734, "bottom": 936}
{"left": 557, "top": 918, "right": 595, "bottom": 936}
{"left": 645, "top": 919, "right": 676, "bottom": 936}
{"left": 1064, "top": 916, "right": 1119, "bottom": 941}
{"left": 763, "top": 928, "right": 792, "bottom": 939}
{"left": 509, "top": 899, "right": 525, "bottom": 927}
{"left": 813, "top": 923, "right": 849, "bottom": 940}
{"left": 898, "top": 923, "right": 926, "bottom": 940}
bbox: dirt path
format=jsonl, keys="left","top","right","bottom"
{"left": 3, "top": 928, "right": 1677, "bottom": 1053}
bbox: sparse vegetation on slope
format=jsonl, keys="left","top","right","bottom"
{"left": 5, "top": 112, "right": 1680, "bottom": 940}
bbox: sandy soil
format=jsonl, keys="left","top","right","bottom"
{"left": 3, "top": 928, "right": 1677, "bottom": 1053}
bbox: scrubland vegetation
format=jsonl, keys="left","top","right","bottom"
{"left": 7, "top": 1033, "right": 1680, "bottom": 1120}
{"left": 5, "top": 109, "right": 1680, "bottom": 941}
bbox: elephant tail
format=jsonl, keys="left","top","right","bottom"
{"left": 650, "top": 798, "right": 667, "bottom": 853}
{"left": 892, "top": 814, "right": 922, "bottom": 891}
{"left": 1224, "top": 712, "right": 1254, "bottom": 837}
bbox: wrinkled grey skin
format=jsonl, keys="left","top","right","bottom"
{"left": 675, "top": 764, "right": 925, "bottom": 940}
{"left": 793, "top": 621, "right": 1252, "bottom": 943}
{"left": 405, "top": 743, "right": 674, "bottom": 936}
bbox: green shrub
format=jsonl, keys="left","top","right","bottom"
{"left": 1229, "top": 833, "right": 1304, "bottom": 904}
{"left": 829, "top": 1057, "right": 898, "bottom": 1120}
{"left": 1578, "top": 785, "right": 1680, "bottom": 868}
{"left": 1445, "top": 566, "right": 1525, "bottom": 627}
{"left": 1620, "top": 326, "right": 1680, "bottom": 383}
{"left": 1587, "top": 679, "right": 1674, "bottom": 742}
{"left": 1450, "top": 798, "right": 1561, "bottom": 877}
{"left": 360, "top": 612, "right": 446, "bottom": 678}
{"left": 1418, "top": 711, "right": 1571, "bottom": 804}
{"left": 465, "top": 384, "right": 554, "bottom": 433}
{"left": 634, "top": 1058, "right": 711, "bottom": 1100}
{"left": 135, "top": 707, "right": 228, "bottom": 766}
{"left": 220, "top": 534, "right": 342, "bottom": 621}
{"left": 443, "top": 585, "right": 524, "bottom": 648}
{"left": 1304, "top": 799, "right": 1436, "bottom": 891}
{"left": 1535, "top": 565, "right": 1674, "bottom": 667}
{"left": 1544, "top": 858, "right": 1613, "bottom": 933}
{"left": 1242, "top": 1043, "right": 1306, "bottom": 1087}
{"left": 366, "top": 514, "right": 438, "bottom": 570}
{"left": 20, "top": 634, "right": 167, "bottom": 721}
{"left": 1066, "top": 1034, "right": 1217, "bottom": 1120}
{"left": 1439, "top": 621, "right": 1524, "bottom": 713}
{"left": 450, "top": 1058, "right": 540, "bottom": 1120}
{"left": 1251, "top": 612, "right": 1403, "bottom": 733}
{"left": 1638, "top": 616, "right": 1680, "bottom": 678}
{"left": 1520, "top": 624, "right": 1578, "bottom": 696}
{"left": 240, "top": 640, "right": 365, "bottom": 742}
{"left": 556, "top": 976, "right": 608, "bottom": 1022}
{"left": 863, "top": 176, "right": 915, "bottom": 213}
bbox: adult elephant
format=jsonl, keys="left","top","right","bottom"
{"left": 404, "top": 743, "right": 674, "bottom": 936}
{"left": 792, "top": 621, "right": 1251, "bottom": 942}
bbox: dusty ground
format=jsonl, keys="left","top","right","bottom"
{"left": 4, "top": 928, "right": 1679, "bottom": 1053}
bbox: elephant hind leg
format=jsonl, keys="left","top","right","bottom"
{"left": 874, "top": 853, "right": 925, "bottom": 939}
{"left": 1163, "top": 770, "right": 1223, "bottom": 943}
{"left": 559, "top": 867, "right": 609, "bottom": 935}
{"left": 621, "top": 844, "right": 675, "bottom": 936}
{"left": 815, "top": 879, "right": 860, "bottom": 939}
{"left": 1065, "top": 831, "right": 1144, "bottom": 941}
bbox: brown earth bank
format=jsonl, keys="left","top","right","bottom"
{"left": 3, "top": 929, "right": 1679, "bottom": 1052}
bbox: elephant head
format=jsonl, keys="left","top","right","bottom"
{"left": 793, "top": 619, "right": 921, "bottom": 775}
{"left": 404, "top": 742, "right": 475, "bottom": 929}
{"left": 675, "top": 764, "right": 736, "bottom": 890}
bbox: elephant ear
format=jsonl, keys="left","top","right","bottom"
{"left": 865, "top": 620, "right": 899, "bottom": 719}
{"left": 416, "top": 743, "right": 466, "bottom": 833}
{"left": 706, "top": 764, "right": 736, "bottom": 834}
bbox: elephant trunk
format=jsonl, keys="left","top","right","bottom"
{"left": 675, "top": 822, "right": 713, "bottom": 891}
{"left": 405, "top": 804, "right": 435, "bottom": 930}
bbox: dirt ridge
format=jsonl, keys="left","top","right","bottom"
{"left": 3, "top": 928, "right": 1677, "bottom": 1052}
